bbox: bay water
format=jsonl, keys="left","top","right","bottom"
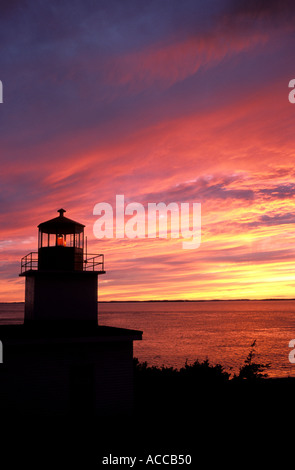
{"left": 2, "top": 300, "right": 295, "bottom": 378}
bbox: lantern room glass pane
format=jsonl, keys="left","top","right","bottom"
{"left": 41, "top": 232, "right": 49, "bottom": 247}
{"left": 69, "top": 234, "right": 74, "bottom": 247}
{"left": 49, "top": 234, "right": 56, "bottom": 247}
{"left": 75, "top": 233, "right": 79, "bottom": 248}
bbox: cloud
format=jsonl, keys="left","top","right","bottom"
{"left": 1, "top": 1, "right": 295, "bottom": 301}
{"left": 229, "top": 0, "right": 295, "bottom": 21}
{"left": 200, "top": 247, "right": 295, "bottom": 264}
{"left": 258, "top": 184, "right": 295, "bottom": 200}
{"left": 249, "top": 212, "right": 295, "bottom": 227}
{"left": 139, "top": 174, "right": 255, "bottom": 204}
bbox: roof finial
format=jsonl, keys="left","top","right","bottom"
{"left": 57, "top": 208, "right": 66, "bottom": 217}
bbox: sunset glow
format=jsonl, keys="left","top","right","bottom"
{"left": 1, "top": 1, "right": 295, "bottom": 301}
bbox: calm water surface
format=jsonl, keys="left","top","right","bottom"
{"left": 1, "top": 300, "right": 295, "bottom": 378}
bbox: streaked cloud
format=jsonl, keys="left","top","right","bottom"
{"left": 1, "top": 0, "right": 295, "bottom": 300}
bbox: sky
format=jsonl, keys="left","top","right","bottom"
{"left": 1, "top": 0, "right": 295, "bottom": 301}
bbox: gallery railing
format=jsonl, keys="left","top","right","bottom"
{"left": 21, "top": 252, "right": 105, "bottom": 273}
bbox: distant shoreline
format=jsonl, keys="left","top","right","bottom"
{"left": 2, "top": 298, "right": 295, "bottom": 304}
{"left": 101, "top": 298, "right": 295, "bottom": 302}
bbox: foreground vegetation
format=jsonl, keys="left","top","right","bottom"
{"left": 132, "top": 340, "right": 278, "bottom": 416}
{"left": 134, "top": 340, "right": 271, "bottom": 383}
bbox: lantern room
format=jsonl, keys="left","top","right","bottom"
{"left": 38, "top": 208, "right": 84, "bottom": 271}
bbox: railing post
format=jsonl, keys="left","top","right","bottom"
{"left": 82, "top": 253, "right": 104, "bottom": 272}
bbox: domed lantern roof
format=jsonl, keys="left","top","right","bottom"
{"left": 38, "top": 209, "right": 85, "bottom": 234}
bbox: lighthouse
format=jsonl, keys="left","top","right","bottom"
{"left": 21, "top": 208, "right": 105, "bottom": 325}
{"left": 0, "top": 209, "right": 142, "bottom": 416}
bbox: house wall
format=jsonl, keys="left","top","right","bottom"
{"left": 0, "top": 338, "right": 135, "bottom": 417}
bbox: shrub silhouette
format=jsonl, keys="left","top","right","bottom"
{"left": 133, "top": 341, "right": 272, "bottom": 414}
{"left": 134, "top": 340, "right": 271, "bottom": 385}
{"left": 133, "top": 357, "right": 232, "bottom": 415}
{"left": 133, "top": 358, "right": 178, "bottom": 378}
{"left": 133, "top": 357, "right": 230, "bottom": 383}
{"left": 133, "top": 342, "right": 273, "bottom": 417}
{"left": 179, "top": 358, "right": 230, "bottom": 383}
{"left": 233, "top": 340, "right": 271, "bottom": 380}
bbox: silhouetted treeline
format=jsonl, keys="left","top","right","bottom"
{"left": 132, "top": 340, "right": 293, "bottom": 420}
